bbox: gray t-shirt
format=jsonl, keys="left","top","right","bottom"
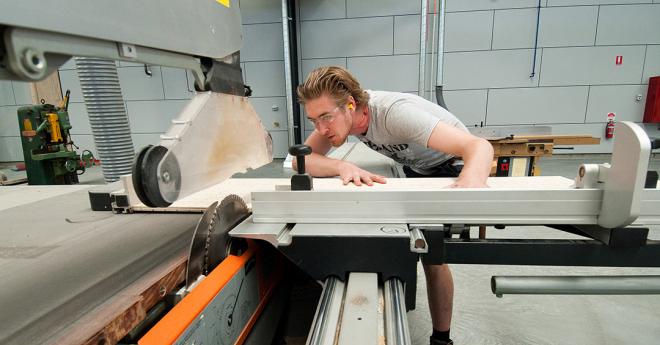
{"left": 356, "top": 90, "right": 469, "bottom": 175}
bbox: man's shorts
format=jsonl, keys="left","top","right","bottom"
{"left": 403, "top": 159, "right": 463, "bottom": 178}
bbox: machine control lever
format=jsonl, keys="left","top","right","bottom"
{"left": 289, "top": 144, "right": 313, "bottom": 191}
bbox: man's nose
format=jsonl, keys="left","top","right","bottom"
{"left": 317, "top": 122, "right": 329, "bottom": 134}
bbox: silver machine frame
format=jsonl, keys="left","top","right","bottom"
{"left": 230, "top": 121, "right": 660, "bottom": 345}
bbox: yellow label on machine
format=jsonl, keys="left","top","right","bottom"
{"left": 216, "top": 0, "right": 230, "bottom": 7}
{"left": 23, "top": 118, "right": 33, "bottom": 131}
{"left": 46, "top": 113, "right": 63, "bottom": 143}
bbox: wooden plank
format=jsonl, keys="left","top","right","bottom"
{"left": 491, "top": 143, "right": 553, "bottom": 157}
{"left": 550, "top": 136, "right": 601, "bottom": 145}
{"left": 30, "top": 71, "right": 63, "bottom": 105}
{"left": 153, "top": 176, "right": 577, "bottom": 211}
{"left": 51, "top": 254, "right": 187, "bottom": 345}
{"left": 489, "top": 135, "right": 600, "bottom": 146}
{"left": 496, "top": 135, "right": 600, "bottom": 145}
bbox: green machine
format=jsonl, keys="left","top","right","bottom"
{"left": 17, "top": 91, "right": 96, "bottom": 185}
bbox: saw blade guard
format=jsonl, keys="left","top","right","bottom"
{"left": 152, "top": 92, "right": 273, "bottom": 205}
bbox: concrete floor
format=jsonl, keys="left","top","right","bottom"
{"left": 2, "top": 154, "right": 659, "bottom": 344}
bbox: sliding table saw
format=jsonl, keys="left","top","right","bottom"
{"left": 2, "top": 1, "right": 660, "bottom": 344}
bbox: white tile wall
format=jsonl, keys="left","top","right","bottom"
{"left": 300, "top": 0, "right": 345, "bottom": 21}
{"left": 539, "top": 6, "right": 598, "bottom": 47}
{"left": 70, "top": 134, "right": 98, "bottom": 155}
{"left": 347, "top": 55, "right": 419, "bottom": 92}
{"left": 161, "top": 67, "right": 194, "bottom": 100}
{"left": 443, "top": 89, "right": 488, "bottom": 127}
{"left": 67, "top": 102, "right": 92, "bottom": 135}
{"left": 394, "top": 15, "right": 420, "bottom": 55}
{"left": 242, "top": 23, "right": 285, "bottom": 61}
{"left": 244, "top": 61, "right": 286, "bottom": 97}
{"left": 240, "top": 0, "right": 282, "bottom": 24}
{"left": 585, "top": 85, "right": 648, "bottom": 123}
{"left": 0, "top": 136, "right": 23, "bottom": 162}
{"left": 346, "top": 0, "right": 419, "bottom": 17}
{"left": 126, "top": 100, "right": 189, "bottom": 133}
{"left": 540, "top": 46, "right": 646, "bottom": 86}
{"left": 493, "top": 6, "right": 598, "bottom": 49}
{"left": 0, "top": 85, "right": 23, "bottom": 162}
{"left": 301, "top": 58, "right": 347, "bottom": 78}
{"left": 269, "top": 130, "right": 290, "bottom": 158}
{"left": 301, "top": 17, "right": 393, "bottom": 59}
{"left": 446, "top": 0, "right": 543, "bottom": 12}
{"left": 12, "top": 81, "right": 33, "bottom": 105}
{"left": 445, "top": 11, "right": 494, "bottom": 52}
{"left": 492, "top": 8, "right": 538, "bottom": 49}
{"left": 58, "top": 70, "right": 84, "bottom": 103}
{"left": 444, "top": 49, "right": 541, "bottom": 89}
{"left": 596, "top": 5, "right": 660, "bottom": 45}
{"left": 0, "top": 81, "right": 15, "bottom": 106}
{"left": 547, "top": 0, "right": 651, "bottom": 6}
{"left": 117, "top": 66, "right": 165, "bottom": 101}
{"left": 59, "top": 58, "right": 77, "bottom": 70}
{"left": 487, "top": 86, "right": 589, "bottom": 125}
{"left": 643, "top": 45, "right": 660, "bottom": 83}
{"left": 249, "top": 97, "right": 288, "bottom": 131}
{"left": 131, "top": 133, "right": 162, "bottom": 151}
{"left": 0, "top": 105, "right": 21, "bottom": 137}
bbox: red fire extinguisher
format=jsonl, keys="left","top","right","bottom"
{"left": 605, "top": 112, "right": 615, "bottom": 139}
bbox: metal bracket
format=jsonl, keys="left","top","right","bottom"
{"left": 3, "top": 27, "right": 207, "bottom": 89}
{"left": 118, "top": 43, "right": 137, "bottom": 58}
{"left": 409, "top": 227, "right": 428, "bottom": 253}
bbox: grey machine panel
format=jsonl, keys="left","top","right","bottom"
{"left": 0, "top": 187, "right": 201, "bottom": 345}
{"left": 0, "top": 0, "right": 242, "bottom": 60}
{"left": 174, "top": 259, "right": 260, "bottom": 345}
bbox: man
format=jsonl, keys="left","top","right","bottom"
{"left": 294, "top": 66, "right": 494, "bottom": 345}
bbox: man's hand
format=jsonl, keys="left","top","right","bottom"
{"left": 449, "top": 175, "right": 489, "bottom": 188}
{"left": 337, "top": 161, "right": 387, "bottom": 186}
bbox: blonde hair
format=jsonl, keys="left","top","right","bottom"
{"left": 297, "top": 66, "right": 369, "bottom": 107}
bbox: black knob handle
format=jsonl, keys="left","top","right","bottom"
{"left": 289, "top": 144, "right": 312, "bottom": 174}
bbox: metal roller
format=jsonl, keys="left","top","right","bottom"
{"left": 384, "top": 278, "right": 412, "bottom": 345}
{"left": 492, "top": 275, "right": 660, "bottom": 297}
{"left": 307, "top": 276, "right": 344, "bottom": 345}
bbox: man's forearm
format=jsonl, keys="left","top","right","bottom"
{"left": 458, "top": 138, "right": 494, "bottom": 183}
{"left": 293, "top": 152, "right": 344, "bottom": 177}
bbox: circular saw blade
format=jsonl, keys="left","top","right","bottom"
{"left": 207, "top": 194, "right": 250, "bottom": 270}
{"left": 185, "top": 195, "right": 249, "bottom": 289}
{"left": 186, "top": 201, "right": 218, "bottom": 288}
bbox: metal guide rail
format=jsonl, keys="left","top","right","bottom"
{"left": 306, "top": 274, "right": 411, "bottom": 345}
{"left": 251, "top": 122, "right": 659, "bottom": 228}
